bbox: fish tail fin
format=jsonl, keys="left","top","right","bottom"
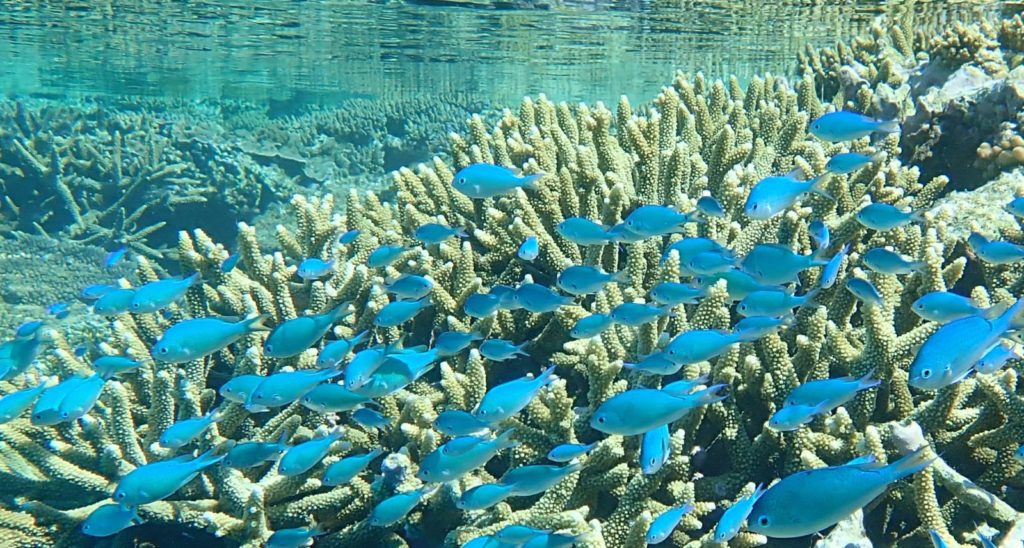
{"left": 331, "top": 301, "right": 355, "bottom": 321}
{"left": 808, "top": 175, "right": 834, "bottom": 201}
{"left": 1003, "top": 297, "right": 1024, "bottom": 330}
{"left": 242, "top": 314, "right": 272, "bottom": 333}
{"left": 876, "top": 119, "right": 901, "bottom": 134}
{"left": 536, "top": 364, "right": 558, "bottom": 386}
{"left": 868, "top": 151, "right": 887, "bottom": 164}
{"left": 186, "top": 272, "right": 203, "bottom": 286}
{"left": 194, "top": 447, "right": 227, "bottom": 468}
{"left": 456, "top": 227, "right": 470, "bottom": 238}
{"left": 209, "top": 405, "right": 229, "bottom": 423}
{"left": 610, "top": 269, "right": 630, "bottom": 284}
{"left": 564, "top": 461, "right": 584, "bottom": 474}
{"left": 857, "top": 367, "right": 881, "bottom": 390}
{"left": 659, "top": 304, "right": 678, "bottom": 318}
{"left": 351, "top": 330, "right": 369, "bottom": 345}
{"left": 276, "top": 428, "right": 292, "bottom": 446}
{"left": 494, "top": 428, "right": 520, "bottom": 451}
{"left": 420, "top": 295, "right": 434, "bottom": 309}
{"left": 690, "top": 384, "right": 729, "bottom": 406}
{"left": 734, "top": 327, "right": 764, "bottom": 343}
{"left": 515, "top": 341, "right": 530, "bottom": 356}
{"left": 520, "top": 172, "right": 544, "bottom": 190}
{"left": 799, "top": 288, "right": 820, "bottom": 307}
{"left": 883, "top": 447, "right": 935, "bottom": 481}
{"left": 779, "top": 313, "right": 797, "bottom": 328}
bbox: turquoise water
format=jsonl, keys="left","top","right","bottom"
{"left": 0, "top": 0, "right": 998, "bottom": 105}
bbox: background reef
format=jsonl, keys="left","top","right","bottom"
{"left": 4, "top": 7, "right": 1024, "bottom": 548}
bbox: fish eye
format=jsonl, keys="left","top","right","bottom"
{"left": 758, "top": 516, "right": 769, "bottom": 527}
{"left": 115, "top": 492, "right": 125, "bottom": 499}
{"left": 921, "top": 369, "right": 932, "bottom": 379}
{"left": 597, "top": 416, "right": 605, "bottom": 423}
{"left": 132, "top": 303, "right": 140, "bottom": 309}
{"left": 458, "top": 177, "right": 466, "bottom": 184}
{"left": 751, "top": 204, "right": 759, "bottom": 211}
{"left": 265, "top": 345, "right": 273, "bottom": 352}
{"left": 159, "top": 347, "right": 168, "bottom": 354}
{"left": 61, "top": 411, "right": 69, "bottom": 418}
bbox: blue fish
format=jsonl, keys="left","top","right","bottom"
{"left": 221, "top": 253, "right": 241, "bottom": 273}
{"left": 590, "top": 385, "right": 727, "bottom": 435}
{"left": 219, "top": 374, "right": 265, "bottom": 405}
{"left": 278, "top": 428, "right": 345, "bottom": 477}
{"left": 1006, "top": 197, "right": 1024, "bottom": 218}
{"left": 104, "top": 246, "right": 128, "bottom": 269}
{"left": 768, "top": 401, "right": 829, "bottom": 431}
{"left": 490, "top": 284, "right": 521, "bottom": 310}
{"left": 374, "top": 297, "right": 432, "bottom": 327}
{"left": 266, "top": 524, "right": 325, "bottom": 548}
{"left": 570, "top": 313, "right": 614, "bottom": 339}
{"left": 512, "top": 283, "right": 572, "bottom": 314}
{"left": 555, "top": 217, "right": 611, "bottom": 245}
{"left": 609, "top": 302, "right": 673, "bottom": 327}
{"left": 56, "top": 373, "right": 106, "bottom": 422}
{"left": 665, "top": 329, "right": 758, "bottom": 365}
{"left": 646, "top": 503, "right": 694, "bottom": 544}
{"left": 46, "top": 302, "right": 69, "bottom": 319}
{"left": 819, "top": 243, "right": 849, "bottom": 289}
{"left": 496, "top": 525, "right": 550, "bottom": 545}
{"left": 910, "top": 298, "right": 1024, "bottom": 390}
{"left": 417, "top": 432, "right": 517, "bottom": 482}
{"left": 247, "top": 368, "right": 343, "bottom": 410}
{"left": 523, "top": 532, "right": 584, "bottom": 547}
{"left": 456, "top": 483, "right": 516, "bottom": 510}
{"left": 31, "top": 376, "right": 90, "bottom": 425}
{"left": 300, "top": 383, "right": 371, "bottom": 413}
{"left": 322, "top": 448, "right": 383, "bottom": 486}
{"left": 863, "top": 247, "right": 924, "bottom": 275}
{"left": 296, "top": 258, "right": 335, "bottom": 281}
{"left": 92, "top": 288, "right": 137, "bottom": 316}
{"left": 809, "top": 111, "right": 900, "bottom": 142}
{"left": 740, "top": 244, "right": 827, "bottom": 285}
{"left": 785, "top": 369, "right": 879, "bottom": 410}
{"left": 688, "top": 250, "right": 737, "bottom": 275}
{"left": 0, "top": 329, "right": 44, "bottom": 380}
{"left": 975, "top": 343, "right": 1019, "bottom": 374}
{"left": 661, "top": 375, "right": 711, "bottom": 397}
{"left": 80, "top": 283, "right": 117, "bottom": 301}
{"left": 479, "top": 339, "right": 529, "bottom": 361}
{"left": 367, "top": 244, "right": 410, "bottom": 268}
{"left": 500, "top": 462, "right": 582, "bottom": 496}
{"left": 825, "top": 151, "right": 882, "bottom": 174}
{"left": 649, "top": 282, "right": 706, "bottom": 306}
{"left": 518, "top": 235, "right": 540, "bottom": 261}
{"left": 351, "top": 351, "right": 438, "bottom": 398}
{"left": 415, "top": 223, "right": 467, "bottom": 245}
{"left": 606, "top": 221, "right": 647, "bottom": 244}
{"left": 264, "top": 303, "right": 351, "bottom": 358}
{"left": 747, "top": 448, "right": 932, "bottom": 538}
{"left": 973, "top": 239, "right": 1024, "bottom": 264}
{"left": 695, "top": 269, "right": 781, "bottom": 301}
{"left": 131, "top": 273, "right": 201, "bottom": 313}
{"left": 464, "top": 293, "right": 501, "bottom": 318}
{"left": 113, "top": 448, "right": 225, "bottom": 506}
{"left": 452, "top": 163, "right": 543, "bottom": 199}
{"left": 732, "top": 314, "right": 795, "bottom": 340}
{"left": 661, "top": 237, "right": 730, "bottom": 268}
{"left": 696, "top": 195, "right": 726, "bottom": 217}
{"left": 339, "top": 229, "right": 360, "bottom": 244}
{"left": 434, "top": 409, "right": 492, "bottom": 436}
{"left": 0, "top": 380, "right": 49, "bottom": 424}
{"left": 547, "top": 441, "right": 597, "bottom": 462}
{"left": 475, "top": 365, "right": 557, "bottom": 423}
{"left": 15, "top": 321, "right": 43, "bottom": 339}
{"left": 846, "top": 277, "right": 883, "bottom": 307}
{"left": 152, "top": 315, "right": 270, "bottom": 363}
{"left": 808, "top": 220, "right": 830, "bottom": 250}
{"left": 623, "top": 352, "right": 681, "bottom": 376}
{"left": 640, "top": 423, "right": 671, "bottom": 474}
{"left": 352, "top": 406, "right": 391, "bottom": 429}
{"left": 623, "top": 205, "right": 697, "bottom": 237}
{"left": 737, "top": 289, "right": 816, "bottom": 317}
{"left": 556, "top": 265, "right": 627, "bottom": 295}
{"left": 911, "top": 292, "right": 988, "bottom": 323}
{"left": 384, "top": 274, "right": 433, "bottom": 300}
{"left": 316, "top": 330, "right": 369, "bottom": 368}
{"left": 159, "top": 407, "right": 227, "bottom": 448}
{"left": 714, "top": 484, "right": 766, "bottom": 543}
{"left": 855, "top": 203, "right": 923, "bottom": 231}
{"left": 73, "top": 344, "right": 88, "bottom": 357}
{"left": 82, "top": 503, "right": 143, "bottom": 537}
{"left": 744, "top": 172, "right": 829, "bottom": 220}
{"left": 223, "top": 432, "right": 291, "bottom": 469}
{"left": 434, "top": 331, "right": 483, "bottom": 356}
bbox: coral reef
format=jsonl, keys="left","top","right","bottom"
{"left": 5, "top": 9, "right": 1024, "bottom": 548}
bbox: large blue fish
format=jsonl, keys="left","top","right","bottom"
{"left": 374, "top": 297, "right": 432, "bottom": 327}
{"left": 247, "top": 368, "right": 343, "bottom": 410}
{"left": 369, "top": 485, "right": 438, "bottom": 527}
{"left": 434, "top": 331, "right": 483, "bottom": 356}
{"left": 518, "top": 235, "right": 539, "bottom": 261}
{"left": 640, "top": 423, "right": 671, "bottom": 474}
{"left": 664, "top": 329, "right": 759, "bottom": 365}
{"left": 93, "top": 288, "right": 136, "bottom": 316}
{"left": 646, "top": 503, "right": 694, "bottom": 545}
{"left": 433, "top": 409, "right": 492, "bottom": 436}
{"left": 323, "top": 448, "right": 383, "bottom": 486}
{"left": 512, "top": 284, "right": 572, "bottom": 313}
{"left": 785, "top": 369, "right": 879, "bottom": 410}
{"left": 417, "top": 429, "right": 518, "bottom": 482}
{"left": 911, "top": 292, "right": 990, "bottom": 324}
{"left": 457, "top": 483, "right": 515, "bottom": 511}
{"left": 152, "top": 315, "right": 270, "bottom": 363}
{"left": 264, "top": 303, "right": 351, "bottom": 358}
{"left": 474, "top": 365, "right": 557, "bottom": 423}
{"left": 414, "top": 223, "right": 467, "bottom": 245}
{"left": 649, "top": 282, "right": 706, "bottom": 306}
{"left": 556, "top": 266, "right": 627, "bottom": 295}
{"left": 909, "top": 298, "right": 1024, "bottom": 390}
{"left": 747, "top": 448, "right": 932, "bottom": 538}
{"left": 277, "top": 428, "right": 345, "bottom": 477}
{"left": 590, "top": 385, "right": 727, "bottom": 435}
{"left": 296, "top": 258, "right": 335, "bottom": 281}
{"left": 609, "top": 302, "right": 673, "bottom": 327}
{"left": 714, "top": 484, "right": 766, "bottom": 543}
{"left": 623, "top": 205, "right": 697, "bottom": 237}
{"left": 159, "top": 407, "right": 227, "bottom": 448}
{"left": 452, "top": 164, "right": 543, "bottom": 199}
{"left": 367, "top": 244, "right": 410, "bottom": 268}
{"left": 855, "top": 203, "right": 923, "bottom": 231}
{"left": 82, "top": 503, "right": 143, "bottom": 537}
{"left": 300, "top": 383, "right": 370, "bottom": 413}
{"left": 500, "top": 462, "right": 582, "bottom": 496}
{"left": 744, "top": 172, "right": 829, "bottom": 220}
{"left": 740, "top": 244, "right": 827, "bottom": 285}
{"left": 825, "top": 151, "right": 882, "bottom": 174}
{"left": 316, "top": 330, "right": 369, "bottom": 368}
{"left": 384, "top": 274, "right": 433, "bottom": 300}
{"left": 737, "top": 289, "right": 816, "bottom": 317}
{"left": 862, "top": 247, "right": 924, "bottom": 274}
{"left": 223, "top": 431, "right": 291, "bottom": 469}
{"left": 113, "top": 448, "right": 225, "bottom": 506}
{"left": 570, "top": 314, "right": 614, "bottom": 339}
{"left": 130, "top": 273, "right": 201, "bottom": 313}
{"left": 0, "top": 380, "right": 49, "bottom": 424}
{"left": 809, "top": 111, "right": 899, "bottom": 142}
{"left": 555, "top": 217, "right": 611, "bottom": 245}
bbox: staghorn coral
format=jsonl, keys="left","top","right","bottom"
{"left": 7, "top": 12, "right": 1024, "bottom": 548}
